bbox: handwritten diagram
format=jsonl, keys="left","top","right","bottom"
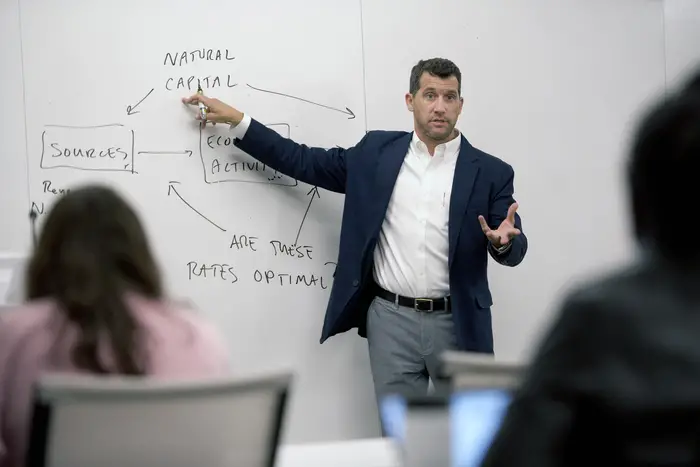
{"left": 201, "top": 123, "right": 296, "bottom": 186}
{"left": 40, "top": 124, "right": 135, "bottom": 173}
{"left": 28, "top": 48, "right": 356, "bottom": 291}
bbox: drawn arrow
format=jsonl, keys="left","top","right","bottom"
{"left": 126, "top": 88, "right": 155, "bottom": 115}
{"left": 139, "top": 150, "right": 192, "bottom": 157}
{"left": 167, "top": 182, "right": 226, "bottom": 232}
{"left": 293, "top": 186, "right": 320, "bottom": 245}
{"left": 246, "top": 84, "right": 355, "bottom": 119}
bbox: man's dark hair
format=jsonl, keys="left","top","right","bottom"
{"left": 628, "top": 67, "right": 700, "bottom": 264}
{"left": 409, "top": 58, "right": 462, "bottom": 95}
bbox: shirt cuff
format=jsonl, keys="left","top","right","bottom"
{"left": 229, "top": 113, "right": 251, "bottom": 139}
{"left": 492, "top": 242, "right": 512, "bottom": 255}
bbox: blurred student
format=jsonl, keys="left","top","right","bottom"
{"left": 481, "top": 69, "right": 700, "bottom": 466}
{"left": 0, "top": 185, "right": 230, "bottom": 467}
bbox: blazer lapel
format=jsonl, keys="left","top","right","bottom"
{"left": 448, "top": 136, "right": 480, "bottom": 267}
{"left": 359, "top": 134, "right": 410, "bottom": 274}
{"left": 373, "top": 134, "right": 411, "bottom": 224}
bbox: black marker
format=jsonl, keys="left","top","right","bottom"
{"left": 197, "top": 79, "right": 208, "bottom": 121}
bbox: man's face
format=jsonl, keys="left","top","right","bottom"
{"left": 406, "top": 72, "right": 463, "bottom": 143}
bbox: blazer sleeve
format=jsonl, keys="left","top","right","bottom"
{"left": 487, "top": 164, "right": 527, "bottom": 266}
{"left": 233, "top": 118, "right": 370, "bottom": 194}
{"left": 480, "top": 291, "right": 606, "bottom": 467}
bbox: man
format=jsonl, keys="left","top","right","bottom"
{"left": 183, "top": 58, "right": 528, "bottom": 398}
{"left": 481, "top": 70, "right": 700, "bottom": 466}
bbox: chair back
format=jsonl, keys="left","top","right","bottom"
{"left": 26, "top": 371, "right": 292, "bottom": 467}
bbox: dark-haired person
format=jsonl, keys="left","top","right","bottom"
{"left": 480, "top": 69, "right": 700, "bottom": 466}
{"left": 0, "top": 185, "right": 230, "bottom": 467}
{"left": 183, "top": 58, "right": 528, "bottom": 402}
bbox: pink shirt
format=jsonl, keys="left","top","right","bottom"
{"left": 0, "top": 294, "right": 231, "bottom": 467}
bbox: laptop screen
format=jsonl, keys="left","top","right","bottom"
{"left": 379, "top": 393, "right": 408, "bottom": 442}
{"left": 379, "top": 389, "right": 512, "bottom": 467}
{"left": 450, "top": 389, "right": 511, "bottom": 466}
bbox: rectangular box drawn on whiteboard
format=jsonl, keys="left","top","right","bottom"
{"left": 40, "top": 124, "right": 135, "bottom": 173}
{"left": 200, "top": 123, "right": 297, "bottom": 186}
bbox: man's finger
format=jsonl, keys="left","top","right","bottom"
{"left": 478, "top": 215, "right": 491, "bottom": 233}
{"left": 499, "top": 227, "right": 521, "bottom": 238}
{"left": 195, "top": 109, "right": 218, "bottom": 120}
{"left": 182, "top": 94, "right": 213, "bottom": 106}
{"left": 504, "top": 228, "right": 521, "bottom": 240}
{"left": 506, "top": 202, "right": 519, "bottom": 224}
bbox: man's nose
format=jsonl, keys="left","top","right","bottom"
{"left": 434, "top": 97, "right": 447, "bottom": 112}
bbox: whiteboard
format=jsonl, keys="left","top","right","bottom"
{"left": 14, "top": 0, "right": 375, "bottom": 443}
{"left": 0, "top": 0, "right": 674, "bottom": 444}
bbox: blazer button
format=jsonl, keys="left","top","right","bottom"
{"left": 352, "top": 279, "right": 359, "bottom": 287}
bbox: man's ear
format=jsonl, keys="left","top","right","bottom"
{"left": 405, "top": 92, "right": 414, "bottom": 112}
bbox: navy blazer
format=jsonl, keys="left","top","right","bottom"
{"left": 234, "top": 119, "right": 528, "bottom": 352}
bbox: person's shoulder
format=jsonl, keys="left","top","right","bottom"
{"left": 169, "top": 300, "right": 227, "bottom": 346}
{"left": 0, "top": 299, "right": 55, "bottom": 335}
{"left": 131, "top": 295, "right": 230, "bottom": 370}
{"left": 166, "top": 300, "right": 231, "bottom": 373}
{"left": 132, "top": 295, "right": 224, "bottom": 341}
{"left": 0, "top": 300, "right": 57, "bottom": 364}
{"left": 363, "top": 129, "right": 411, "bottom": 145}
{"left": 548, "top": 259, "right": 698, "bottom": 362}
{"left": 556, "top": 261, "right": 655, "bottom": 318}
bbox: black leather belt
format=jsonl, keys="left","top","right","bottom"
{"left": 374, "top": 285, "right": 451, "bottom": 313}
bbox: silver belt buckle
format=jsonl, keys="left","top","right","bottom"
{"left": 414, "top": 298, "right": 434, "bottom": 312}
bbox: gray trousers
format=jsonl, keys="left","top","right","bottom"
{"left": 366, "top": 295, "right": 457, "bottom": 402}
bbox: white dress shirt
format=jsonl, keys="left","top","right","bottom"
{"left": 229, "top": 113, "right": 252, "bottom": 139}
{"left": 230, "top": 115, "right": 461, "bottom": 298}
{"left": 372, "top": 132, "right": 460, "bottom": 299}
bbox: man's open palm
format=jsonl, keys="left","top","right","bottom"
{"left": 478, "top": 203, "right": 521, "bottom": 248}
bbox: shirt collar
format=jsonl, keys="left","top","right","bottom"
{"left": 411, "top": 130, "right": 461, "bottom": 158}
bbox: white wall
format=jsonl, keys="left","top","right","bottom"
{"left": 665, "top": 0, "right": 700, "bottom": 87}
{"left": 363, "top": 0, "right": 666, "bottom": 363}
{"left": 0, "top": 1, "right": 30, "bottom": 255}
{"left": 0, "top": 2, "right": 30, "bottom": 307}
{"left": 0, "top": 253, "right": 26, "bottom": 306}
